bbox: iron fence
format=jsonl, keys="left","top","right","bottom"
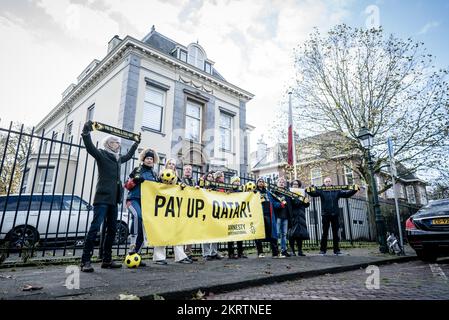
{"left": 0, "top": 122, "right": 418, "bottom": 264}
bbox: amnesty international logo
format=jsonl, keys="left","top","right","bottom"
{"left": 250, "top": 222, "right": 255, "bottom": 234}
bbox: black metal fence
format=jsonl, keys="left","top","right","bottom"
{"left": 0, "top": 123, "right": 419, "bottom": 264}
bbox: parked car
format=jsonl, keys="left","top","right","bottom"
{"left": 405, "top": 198, "right": 449, "bottom": 262}
{"left": 0, "top": 194, "right": 130, "bottom": 248}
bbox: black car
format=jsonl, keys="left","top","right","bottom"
{"left": 406, "top": 198, "right": 449, "bottom": 262}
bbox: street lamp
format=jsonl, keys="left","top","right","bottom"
{"left": 357, "top": 127, "right": 388, "bottom": 253}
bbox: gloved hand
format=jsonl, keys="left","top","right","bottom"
{"left": 281, "top": 201, "right": 286, "bottom": 208}
{"left": 180, "top": 183, "right": 187, "bottom": 190}
{"left": 354, "top": 184, "right": 360, "bottom": 191}
{"left": 135, "top": 133, "right": 142, "bottom": 144}
{"left": 133, "top": 177, "right": 145, "bottom": 184}
{"left": 82, "top": 121, "right": 93, "bottom": 135}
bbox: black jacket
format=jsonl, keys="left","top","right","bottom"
{"left": 181, "top": 177, "right": 196, "bottom": 187}
{"left": 288, "top": 198, "right": 310, "bottom": 240}
{"left": 82, "top": 132, "right": 138, "bottom": 205}
{"left": 306, "top": 187, "right": 357, "bottom": 216}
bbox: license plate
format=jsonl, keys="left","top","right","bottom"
{"left": 431, "top": 218, "right": 449, "bottom": 225}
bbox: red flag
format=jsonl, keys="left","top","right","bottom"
{"left": 287, "top": 93, "right": 294, "bottom": 166}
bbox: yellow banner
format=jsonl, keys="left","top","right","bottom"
{"left": 141, "top": 181, "right": 265, "bottom": 246}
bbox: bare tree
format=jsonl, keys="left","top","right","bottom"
{"left": 273, "top": 24, "right": 449, "bottom": 191}
{"left": 0, "top": 123, "right": 32, "bottom": 195}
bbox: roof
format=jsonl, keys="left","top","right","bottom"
{"left": 143, "top": 29, "right": 226, "bottom": 82}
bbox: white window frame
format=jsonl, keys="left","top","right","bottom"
{"left": 87, "top": 104, "right": 95, "bottom": 121}
{"left": 37, "top": 167, "right": 55, "bottom": 193}
{"left": 142, "top": 86, "right": 166, "bottom": 132}
{"left": 419, "top": 186, "right": 428, "bottom": 205}
{"left": 188, "top": 45, "right": 205, "bottom": 70}
{"left": 66, "top": 121, "right": 73, "bottom": 142}
{"left": 311, "top": 168, "right": 322, "bottom": 186}
{"left": 219, "top": 112, "right": 233, "bottom": 152}
{"left": 406, "top": 185, "right": 416, "bottom": 204}
{"left": 184, "top": 100, "right": 202, "bottom": 143}
{"left": 344, "top": 164, "right": 354, "bottom": 185}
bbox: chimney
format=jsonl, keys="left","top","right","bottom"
{"left": 108, "top": 35, "right": 122, "bottom": 53}
{"left": 256, "top": 138, "right": 268, "bottom": 163}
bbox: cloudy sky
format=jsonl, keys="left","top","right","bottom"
{"left": 0, "top": 0, "right": 448, "bottom": 151}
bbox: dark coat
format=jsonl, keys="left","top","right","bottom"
{"left": 126, "top": 164, "right": 159, "bottom": 200}
{"left": 306, "top": 187, "right": 357, "bottom": 216}
{"left": 257, "top": 187, "right": 278, "bottom": 240}
{"left": 288, "top": 198, "right": 310, "bottom": 240}
{"left": 82, "top": 132, "right": 138, "bottom": 205}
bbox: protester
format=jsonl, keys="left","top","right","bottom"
{"left": 306, "top": 177, "right": 359, "bottom": 255}
{"left": 254, "top": 177, "right": 280, "bottom": 258}
{"left": 181, "top": 164, "right": 198, "bottom": 261}
{"left": 287, "top": 179, "right": 310, "bottom": 256}
{"left": 271, "top": 177, "right": 291, "bottom": 258}
{"left": 80, "top": 120, "right": 139, "bottom": 272}
{"left": 153, "top": 158, "right": 193, "bottom": 264}
{"left": 226, "top": 176, "right": 247, "bottom": 259}
{"left": 124, "top": 148, "right": 159, "bottom": 266}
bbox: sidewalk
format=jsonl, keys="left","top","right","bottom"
{"left": 0, "top": 246, "right": 417, "bottom": 300}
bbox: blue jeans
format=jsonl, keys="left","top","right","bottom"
{"left": 82, "top": 204, "right": 118, "bottom": 263}
{"left": 276, "top": 218, "right": 288, "bottom": 252}
{"left": 127, "top": 200, "right": 144, "bottom": 253}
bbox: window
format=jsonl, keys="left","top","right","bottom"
{"left": 37, "top": 167, "right": 54, "bottom": 193}
{"left": 188, "top": 45, "right": 205, "bottom": 70}
{"left": 21, "top": 168, "right": 30, "bottom": 193}
{"left": 419, "top": 186, "right": 428, "bottom": 205}
{"left": 180, "top": 49, "right": 187, "bottom": 62}
{"left": 87, "top": 104, "right": 95, "bottom": 121}
{"left": 219, "top": 112, "right": 233, "bottom": 152}
{"left": 311, "top": 168, "right": 322, "bottom": 186}
{"left": 142, "top": 86, "right": 165, "bottom": 132}
{"left": 406, "top": 185, "right": 416, "bottom": 204}
{"left": 205, "top": 62, "right": 212, "bottom": 74}
{"left": 344, "top": 165, "right": 354, "bottom": 185}
{"left": 66, "top": 121, "right": 73, "bottom": 142}
{"left": 185, "top": 100, "right": 202, "bottom": 142}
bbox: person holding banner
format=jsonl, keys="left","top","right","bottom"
{"left": 80, "top": 120, "right": 140, "bottom": 272}
{"left": 271, "top": 177, "right": 292, "bottom": 258}
{"left": 226, "top": 176, "right": 247, "bottom": 259}
{"left": 124, "top": 148, "right": 159, "bottom": 266}
{"left": 202, "top": 171, "right": 225, "bottom": 261}
{"left": 181, "top": 164, "right": 198, "bottom": 261}
{"left": 153, "top": 158, "right": 193, "bottom": 264}
{"left": 254, "top": 177, "right": 280, "bottom": 258}
{"left": 288, "top": 180, "right": 310, "bottom": 256}
{"left": 306, "top": 177, "right": 359, "bottom": 255}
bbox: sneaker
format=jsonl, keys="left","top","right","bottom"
{"left": 290, "top": 251, "right": 297, "bottom": 257}
{"left": 281, "top": 251, "right": 291, "bottom": 257}
{"left": 178, "top": 258, "right": 193, "bottom": 264}
{"left": 155, "top": 260, "right": 168, "bottom": 265}
{"left": 258, "top": 253, "right": 265, "bottom": 258}
{"left": 334, "top": 251, "right": 343, "bottom": 256}
{"left": 298, "top": 252, "right": 306, "bottom": 257}
{"left": 188, "top": 255, "right": 198, "bottom": 261}
{"left": 278, "top": 253, "right": 286, "bottom": 258}
{"left": 80, "top": 261, "right": 94, "bottom": 273}
{"left": 204, "top": 256, "right": 214, "bottom": 261}
{"left": 101, "top": 261, "right": 122, "bottom": 269}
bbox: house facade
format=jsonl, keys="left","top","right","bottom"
{"left": 23, "top": 26, "right": 254, "bottom": 198}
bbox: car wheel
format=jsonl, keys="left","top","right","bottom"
{"left": 114, "top": 222, "right": 129, "bottom": 245}
{"left": 6, "top": 225, "right": 39, "bottom": 249}
{"left": 416, "top": 248, "right": 438, "bottom": 262}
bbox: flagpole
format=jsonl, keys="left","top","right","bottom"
{"left": 288, "top": 91, "right": 298, "bottom": 179}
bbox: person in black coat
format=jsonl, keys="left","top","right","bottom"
{"left": 227, "top": 176, "right": 247, "bottom": 259}
{"left": 306, "top": 177, "right": 358, "bottom": 255}
{"left": 287, "top": 180, "right": 310, "bottom": 256}
{"left": 80, "top": 120, "right": 139, "bottom": 272}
